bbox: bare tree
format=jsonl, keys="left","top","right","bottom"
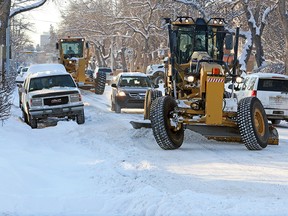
{"left": 278, "top": 0, "right": 288, "bottom": 75}
{"left": 0, "top": 0, "right": 48, "bottom": 121}
{"left": 0, "top": 73, "right": 14, "bottom": 121}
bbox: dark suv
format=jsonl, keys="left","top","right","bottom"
{"left": 111, "top": 72, "right": 159, "bottom": 113}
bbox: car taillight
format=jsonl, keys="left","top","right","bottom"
{"left": 251, "top": 90, "right": 257, "bottom": 97}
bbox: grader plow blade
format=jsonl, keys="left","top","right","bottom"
{"left": 130, "top": 121, "right": 152, "bottom": 129}
{"left": 186, "top": 124, "right": 279, "bottom": 145}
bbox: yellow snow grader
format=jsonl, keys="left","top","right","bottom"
{"left": 56, "top": 37, "right": 106, "bottom": 94}
{"left": 131, "top": 16, "right": 279, "bottom": 150}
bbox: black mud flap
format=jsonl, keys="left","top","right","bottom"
{"left": 130, "top": 121, "right": 152, "bottom": 129}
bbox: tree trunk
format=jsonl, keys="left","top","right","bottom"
{"left": 120, "top": 47, "right": 127, "bottom": 72}
{"left": 254, "top": 35, "right": 265, "bottom": 68}
{"left": 0, "top": 0, "right": 11, "bottom": 80}
{"left": 278, "top": 0, "right": 288, "bottom": 75}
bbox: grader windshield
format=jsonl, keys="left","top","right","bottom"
{"left": 171, "top": 18, "right": 226, "bottom": 64}
{"left": 60, "top": 39, "right": 84, "bottom": 59}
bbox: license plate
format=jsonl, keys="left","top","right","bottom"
{"left": 269, "top": 96, "right": 288, "bottom": 106}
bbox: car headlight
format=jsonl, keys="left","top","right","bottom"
{"left": 117, "top": 91, "right": 126, "bottom": 96}
{"left": 30, "top": 98, "right": 42, "bottom": 107}
{"left": 70, "top": 94, "right": 82, "bottom": 102}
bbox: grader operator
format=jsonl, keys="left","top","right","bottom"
{"left": 131, "top": 17, "right": 279, "bottom": 150}
{"left": 56, "top": 37, "right": 106, "bottom": 94}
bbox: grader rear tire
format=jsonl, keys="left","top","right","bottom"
{"left": 150, "top": 96, "right": 184, "bottom": 150}
{"left": 144, "top": 89, "right": 162, "bottom": 120}
{"left": 237, "top": 97, "right": 269, "bottom": 150}
{"left": 95, "top": 71, "right": 106, "bottom": 95}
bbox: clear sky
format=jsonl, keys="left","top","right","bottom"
{"left": 24, "top": 1, "right": 62, "bottom": 46}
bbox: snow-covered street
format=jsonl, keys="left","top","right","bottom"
{"left": 1, "top": 86, "right": 288, "bottom": 216}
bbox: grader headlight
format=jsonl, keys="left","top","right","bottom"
{"left": 236, "top": 76, "right": 244, "bottom": 83}
{"left": 186, "top": 76, "right": 195, "bottom": 83}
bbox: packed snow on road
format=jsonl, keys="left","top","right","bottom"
{"left": 1, "top": 86, "right": 288, "bottom": 216}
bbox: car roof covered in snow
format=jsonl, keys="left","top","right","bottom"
{"left": 27, "top": 63, "right": 67, "bottom": 74}
{"left": 118, "top": 72, "right": 148, "bottom": 77}
{"left": 246, "top": 72, "right": 288, "bottom": 79}
{"left": 26, "top": 64, "right": 69, "bottom": 79}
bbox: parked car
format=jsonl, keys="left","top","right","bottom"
{"left": 94, "top": 67, "right": 113, "bottom": 85}
{"left": 111, "top": 72, "right": 160, "bottom": 113}
{"left": 19, "top": 63, "right": 85, "bottom": 128}
{"left": 234, "top": 72, "right": 288, "bottom": 124}
{"left": 16, "top": 67, "right": 29, "bottom": 84}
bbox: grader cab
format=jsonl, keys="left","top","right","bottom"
{"left": 56, "top": 37, "right": 106, "bottom": 94}
{"left": 131, "top": 16, "right": 279, "bottom": 150}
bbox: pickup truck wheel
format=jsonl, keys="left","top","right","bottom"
{"left": 76, "top": 110, "right": 85, "bottom": 124}
{"left": 111, "top": 100, "right": 115, "bottom": 111}
{"left": 29, "top": 114, "right": 37, "bottom": 129}
{"left": 155, "top": 76, "right": 164, "bottom": 85}
{"left": 95, "top": 71, "right": 106, "bottom": 95}
{"left": 271, "top": 119, "right": 281, "bottom": 125}
{"left": 22, "top": 110, "right": 28, "bottom": 123}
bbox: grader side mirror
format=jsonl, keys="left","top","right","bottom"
{"left": 225, "top": 34, "right": 233, "bottom": 50}
{"left": 56, "top": 42, "right": 59, "bottom": 50}
{"left": 86, "top": 42, "right": 89, "bottom": 49}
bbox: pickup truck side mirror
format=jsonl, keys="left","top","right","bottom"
{"left": 111, "top": 83, "right": 117, "bottom": 88}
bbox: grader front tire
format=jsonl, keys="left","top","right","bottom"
{"left": 150, "top": 96, "right": 184, "bottom": 150}
{"left": 237, "top": 97, "right": 269, "bottom": 150}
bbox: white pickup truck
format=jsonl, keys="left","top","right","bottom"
{"left": 234, "top": 72, "right": 288, "bottom": 124}
{"left": 19, "top": 64, "right": 85, "bottom": 128}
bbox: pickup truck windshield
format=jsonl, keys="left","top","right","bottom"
{"left": 29, "top": 75, "right": 76, "bottom": 92}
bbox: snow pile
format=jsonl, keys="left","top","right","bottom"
{"left": 0, "top": 87, "right": 288, "bottom": 216}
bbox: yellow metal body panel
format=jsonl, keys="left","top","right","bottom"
{"left": 205, "top": 76, "right": 225, "bottom": 125}
{"left": 77, "top": 59, "right": 86, "bottom": 83}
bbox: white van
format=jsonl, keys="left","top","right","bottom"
{"left": 235, "top": 73, "right": 288, "bottom": 124}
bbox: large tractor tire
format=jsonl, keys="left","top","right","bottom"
{"left": 150, "top": 96, "right": 184, "bottom": 150}
{"left": 95, "top": 71, "right": 106, "bottom": 95}
{"left": 237, "top": 97, "right": 269, "bottom": 150}
{"left": 144, "top": 89, "right": 162, "bottom": 119}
